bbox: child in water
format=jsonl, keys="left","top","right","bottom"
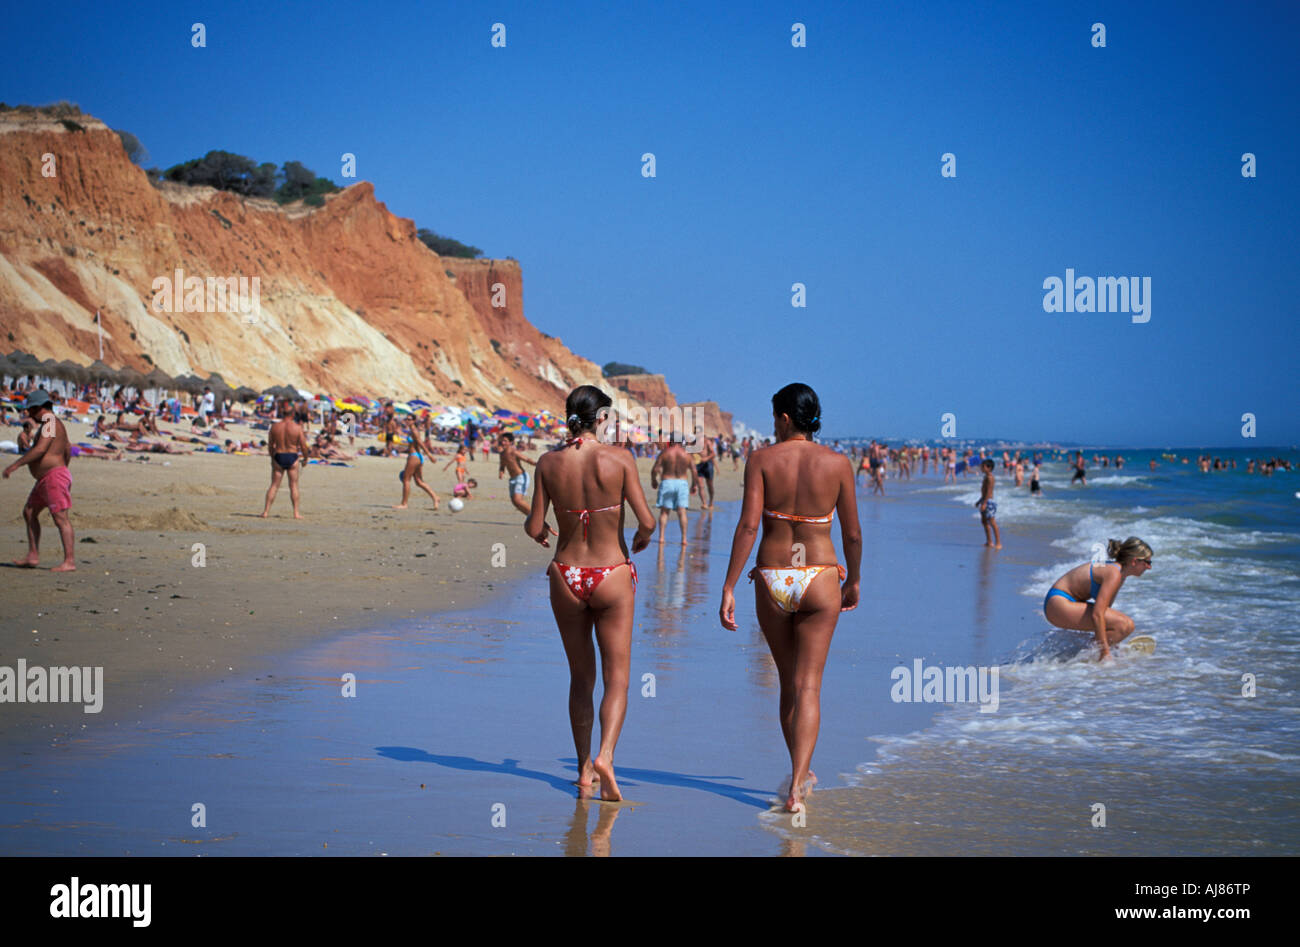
{"left": 977, "top": 458, "right": 1001, "bottom": 548}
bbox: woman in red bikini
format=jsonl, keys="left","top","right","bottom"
{"left": 719, "top": 382, "right": 862, "bottom": 813}
{"left": 526, "top": 385, "right": 656, "bottom": 801}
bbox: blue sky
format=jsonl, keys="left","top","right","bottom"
{"left": 3, "top": 0, "right": 1297, "bottom": 446}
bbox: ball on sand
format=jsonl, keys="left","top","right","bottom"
{"left": 449, "top": 498, "right": 465, "bottom": 512}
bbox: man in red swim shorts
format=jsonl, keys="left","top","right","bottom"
{"left": 3, "top": 388, "right": 76, "bottom": 571}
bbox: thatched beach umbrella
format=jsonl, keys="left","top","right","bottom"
{"left": 233, "top": 385, "right": 259, "bottom": 403}
{"left": 86, "top": 359, "right": 119, "bottom": 384}
{"left": 205, "top": 373, "right": 237, "bottom": 401}
{"left": 142, "top": 366, "right": 174, "bottom": 390}
{"left": 7, "top": 350, "right": 41, "bottom": 369}
{"left": 55, "top": 359, "right": 89, "bottom": 384}
{"left": 173, "top": 373, "right": 207, "bottom": 394}
{"left": 117, "top": 366, "right": 146, "bottom": 389}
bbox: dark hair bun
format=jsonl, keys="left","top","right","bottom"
{"left": 771, "top": 382, "right": 821, "bottom": 435}
{"left": 564, "top": 385, "right": 613, "bottom": 435}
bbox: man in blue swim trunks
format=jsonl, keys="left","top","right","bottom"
{"left": 497, "top": 432, "right": 538, "bottom": 516}
{"left": 651, "top": 433, "right": 699, "bottom": 545}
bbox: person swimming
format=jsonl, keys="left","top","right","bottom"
{"left": 719, "top": 382, "right": 862, "bottom": 813}
{"left": 526, "top": 385, "right": 657, "bottom": 802}
{"left": 1043, "top": 536, "right": 1153, "bottom": 660}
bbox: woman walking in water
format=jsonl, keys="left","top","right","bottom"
{"left": 527, "top": 385, "right": 657, "bottom": 800}
{"left": 1044, "top": 537, "right": 1153, "bottom": 660}
{"left": 393, "top": 419, "right": 440, "bottom": 510}
{"left": 719, "top": 383, "right": 862, "bottom": 812}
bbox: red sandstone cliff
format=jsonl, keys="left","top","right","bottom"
{"left": 0, "top": 108, "right": 630, "bottom": 414}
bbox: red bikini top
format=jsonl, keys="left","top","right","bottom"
{"left": 564, "top": 504, "right": 622, "bottom": 540}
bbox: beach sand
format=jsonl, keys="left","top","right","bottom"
{"left": 1, "top": 459, "right": 1065, "bottom": 856}
{"left": 0, "top": 420, "right": 741, "bottom": 749}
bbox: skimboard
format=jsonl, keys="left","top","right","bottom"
{"left": 1125, "top": 635, "right": 1156, "bottom": 655}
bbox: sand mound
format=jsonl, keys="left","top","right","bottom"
{"left": 71, "top": 507, "right": 209, "bottom": 531}
{"left": 150, "top": 484, "right": 229, "bottom": 497}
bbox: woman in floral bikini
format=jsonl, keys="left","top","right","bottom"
{"left": 526, "top": 385, "right": 657, "bottom": 801}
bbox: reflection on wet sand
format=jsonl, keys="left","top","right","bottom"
{"left": 564, "top": 796, "right": 626, "bottom": 857}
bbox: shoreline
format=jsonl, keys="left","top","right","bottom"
{"left": 1, "top": 467, "right": 1069, "bottom": 855}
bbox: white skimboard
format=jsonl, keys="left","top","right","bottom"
{"left": 1125, "top": 635, "right": 1156, "bottom": 655}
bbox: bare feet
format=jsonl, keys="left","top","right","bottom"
{"left": 574, "top": 761, "right": 597, "bottom": 788}
{"left": 259, "top": 511, "right": 269, "bottom": 518}
{"left": 52, "top": 560, "right": 76, "bottom": 572}
{"left": 592, "top": 755, "right": 621, "bottom": 802}
{"left": 13, "top": 556, "right": 38, "bottom": 568}
{"left": 293, "top": 512, "right": 303, "bottom": 520}
{"left": 392, "top": 504, "right": 408, "bottom": 510}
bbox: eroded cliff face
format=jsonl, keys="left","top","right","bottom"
{"left": 604, "top": 373, "right": 734, "bottom": 439}
{"left": 0, "top": 110, "right": 619, "bottom": 413}
{"left": 605, "top": 373, "right": 676, "bottom": 409}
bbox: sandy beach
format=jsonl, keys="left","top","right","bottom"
{"left": 3, "top": 446, "right": 1297, "bottom": 857}
{"left": 1, "top": 455, "right": 1056, "bottom": 856}
{"left": 0, "top": 418, "right": 741, "bottom": 748}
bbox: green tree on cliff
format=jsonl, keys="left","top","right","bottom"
{"left": 114, "top": 129, "right": 149, "bottom": 166}
{"left": 417, "top": 229, "right": 483, "bottom": 258}
{"left": 275, "top": 161, "right": 341, "bottom": 205}
{"left": 603, "top": 362, "right": 650, "bottom": 377}
{"left": 163, "top": 151, "right": 278, "bottom": 198}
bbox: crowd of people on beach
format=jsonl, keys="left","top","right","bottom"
{"left": 7, "top": 372, "right": 1290, "bottom": 815}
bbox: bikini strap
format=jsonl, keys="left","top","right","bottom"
{"left": 763, "top": 508, "right": 834, "bottom": 524}
{"left": 564, "top": 503, "right": 622, "bottom": 540}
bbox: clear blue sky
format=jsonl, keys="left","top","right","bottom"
{"left": 3, "top": 0, "right": 1296, "bottom": 446}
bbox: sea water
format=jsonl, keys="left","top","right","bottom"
{"left": 795, "top": 447, "right": 1300, "bottom": 855}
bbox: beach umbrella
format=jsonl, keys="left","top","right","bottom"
{"left": 409, "top": 398, "right": 431, "bottom": 409}
{"left": 38, "top": 357, "right": 63, "bottom": 379}
{"left": 142, "top": 366, "right": 173, "bottom": 390}
{"left": 54, "top": 359, "right": 89, "bottom": 383}
{"left": 8, "top": 351, "right": 43, "bottom": 374}
{"left": 393, "top": 401, "right": 413, "bottom": 415}
{"left": 233, "top": 386, "right": 259, "bottom": 402}
{"left": 86, "top": 359, "right": 118, "bottom": 383}
{"left": 205, "top": 373, "right": 235, "bottom": 397}
{"left": 432, "top": 410, "right": 462, "bottom": 427}
{"left": 174, "top": 373, "right": 207, "bottom": 394}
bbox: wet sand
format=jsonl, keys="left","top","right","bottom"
{"left": 0, "top": 419, "right": 741, "bottom": 749}
{"left": 1, "top": 467, "right": 1057, "bottom": 855}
